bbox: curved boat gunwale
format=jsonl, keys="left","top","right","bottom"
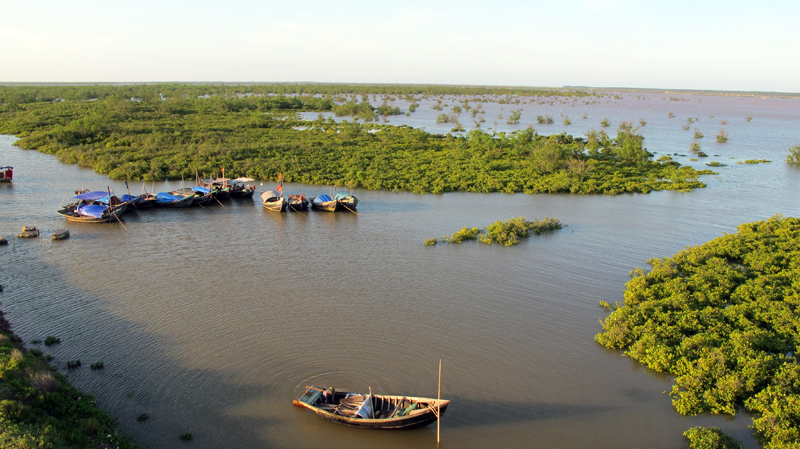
{"left": 293, "top": 386, "right": 449, "bottom": 430}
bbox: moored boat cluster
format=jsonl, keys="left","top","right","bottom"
{"left": 55, "top": 178, "right": 257, "bottom": 223}
{"left": 53, "top": 176, "right": 359, "bottom": 223}
{"left": 260, "top": 174, "right": 359, "bottom": 213}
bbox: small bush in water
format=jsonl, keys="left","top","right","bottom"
{"left": 431, "top": 218, "right": 563, "bottom": 246}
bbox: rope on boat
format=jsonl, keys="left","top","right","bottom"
{"left": 341, "top": 203, "right": 360, "bottom": 215}
{"left": 111, "top": 207, "right": 127, "bottom": 231}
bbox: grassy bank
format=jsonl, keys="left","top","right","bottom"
{"left": 0, "top": 310, "right": 135, "bottom": 449}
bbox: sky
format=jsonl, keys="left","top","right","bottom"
{"left": 1, "top": 0, "right": 798, "bottom": 92}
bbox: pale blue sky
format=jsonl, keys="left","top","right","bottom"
{"left": 2, "top": 0, "right": 797, "bottom": 92}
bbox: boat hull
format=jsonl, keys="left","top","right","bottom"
{"left": 230, "top": 186, "right": 255, "bottom": 198}
{"left": 155, "top": 196, "right": 195, "bottom": 208}
{"left": 57, "top": 206, "right": 125, "bottom": 223}
{"left": 262, "top": 198, "right": 287, "bottom": 212}
{"left": 294, "top": 386, "right": 449, "bottom": 430}
{"left": 137, "top": 197, "right": 157, "bottom": 209}
{"left": 311, "top": 199, "right": 338, "bottom": 212}
{"left": 287, "top": 198, "right": 309, "bottom": 211}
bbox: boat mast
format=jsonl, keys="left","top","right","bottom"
{"left": 438, "top": 360, "right": 442, "bottom": 444}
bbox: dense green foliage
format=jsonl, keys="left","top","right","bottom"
{"left": 0, "top": 86, "right": 712, "bottom": 195}
{"left": 0, "top": 311, "right": 134, "bottom": 448}
{"left": 684, "top": 427, "right": 743, "bottom": 449}
{"left": 432, "top": 217, "right": 563, "bottom": 246}
{"left": 596, "top": 216, "right": 800, "bottom": 449}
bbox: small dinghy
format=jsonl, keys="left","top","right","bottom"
{"left": 18, "top": 226, "right": 39, "bottom": 238}
{"left": 293, "top": 386, "right": 449, "bottom": 430}
{"left": 51, "top": 229, "right": 70, "bottom": 240}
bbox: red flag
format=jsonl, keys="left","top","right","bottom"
{"left": 276, "top": 173, "right": 283, "bottom": 192}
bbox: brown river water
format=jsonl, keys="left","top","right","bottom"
{"left": 1, "top": 92, "right": 799, "bottom": 448}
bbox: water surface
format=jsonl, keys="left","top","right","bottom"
{"left": 1, "top": 92, "right": 799, "bottom": 448}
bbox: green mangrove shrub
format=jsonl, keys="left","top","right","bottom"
{"left": 433, "top": 217, "right": 563, "bottom": 246}
{"left": 596, "top": 216, "right": 800, "bottom": 449}
{"left": 683, "top": 427, "right": 742, "bottom": 449}
{"left": 786, "top": 145, "right": 800, "bottom": 164}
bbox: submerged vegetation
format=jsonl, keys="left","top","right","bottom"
{"left": 0, "top": 85, "right": 713, "bottom": 195}
{"left": 429, "top": 217, "right": 563, "bottom": 246}
{"left": 596, "top": 216, "right": 800, "bottom": 449}
{"left": 0, "top": 310, "right": 134, "bottom": 448}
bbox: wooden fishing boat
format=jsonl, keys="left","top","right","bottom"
{"left": 198, "top": 178, "right": 232, "bottom": 200}
{"left": 0, "top": 166, "right": 12, "bottom": 183}
{"left": 229, "top": 177, "right": 256, "bottom": 198}
{"left": 57, "top": 191, "right": 127, "bottom": 223}
{"left": 310, "top": 188, "right": 359, "bottom": 212}
{"left": 310, "top": 194, "right": 337, "bottom": 212}
{"left": 260, "top": 191, "right": 286, "bottom": 212}
{"left": 154, "top": 191, "right": 195, "bottom": 208}
{"left": 293, "top": 386, "right": 449, "bottom": 430}
{"left": 18, "top": 226, "right": 39, "bottom": 238}
{"left": 287, "top": 194, "right": 309, "bottom": 211}
{"left": 334, "top": 192, "right": 358, "bottom": 212}
{"left": 51, "top": 229, "right": 70, "bottom": 240}
{"left": 120, "top": 194, "right": 141, "bottom": 210}
{"left": 137, "top": 192, "right": 157, "bottom": 209}
{"left": 172, "top": 188, "right": 213, "bottom": 207}
{"left": 57, "top": 204, "right": 125, "bottom": 223}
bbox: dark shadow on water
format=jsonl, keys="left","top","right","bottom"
{"left": 1, "top": 248, "right": 282, "bottom": 449}
{"left": 443, "top": 396, "right": 614, "bottom": 428}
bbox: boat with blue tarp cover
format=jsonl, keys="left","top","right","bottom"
{"left": 293, "top": 386, "right": 449, "bottom": 429}
{"left": 57, "top": 191, "right": 126, "bottom": 223}
{"left": 190, "top": 186, "right": 215, "bottom": 206}
{"left": 311, "top": 194, "right": 336, "bottom": 212}
{"left": 155, "top": 191, "right": 195, "bottom": 208}
{"left": 311, "top": 191, "right": 359, "bottom": 212}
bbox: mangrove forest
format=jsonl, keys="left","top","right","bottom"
{"left": 0, "top": 84, "right": 713, "bottom": 195}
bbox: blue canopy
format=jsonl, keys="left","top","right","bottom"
{"left": 192, "top": 186, "right": 211, "bottom": 194}
{"left": 76, "top": 204, "right": 107, "bottom": 218}
{"left": 315, "top": 194, "right": 332, "bottom": 203}
{"left": 156, "top": 192, "right": 182, "bottom": 203}
{"left": 74, "top": 191, "right": 111, "bottom": 200}
{"left": 121, "top": 194, "right": 137, "bottom": 202}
